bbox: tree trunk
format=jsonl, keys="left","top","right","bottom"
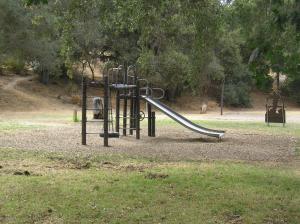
{"left": 88, "top": 61, "right": 95, "bottom": 81}
{"left": 220, "top": 78, "right": 225, "bottom": 115}
{"left": 276, "top": 72, "right": 280, "bottom": 92}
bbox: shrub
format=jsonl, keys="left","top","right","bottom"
{"left": 2, "top": 57, "right": 25, "bottom": 74}
{"left": 224, "top": 82, "right": 251, "bottom": 107}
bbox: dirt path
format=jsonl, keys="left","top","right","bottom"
{"left": 0, "top": 74, "right": 74, "bottom": 112}
{"left": 0, "top": 75, "right": 47, "bottom": 106}
{"left": 2, "top": 75, "right": 34, "bottom": 91}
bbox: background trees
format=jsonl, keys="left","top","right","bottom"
{"left": 0, "top": 0, "right": 299, "bottom": 106}
{"left": 229, "top": 0, "right": 300, "bottom": 103}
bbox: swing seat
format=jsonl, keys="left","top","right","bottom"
{"left": 99, "top": 132, "right": 120, "bottom": 138}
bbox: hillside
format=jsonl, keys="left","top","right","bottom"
{"left": 0, "top": 73, "right": 299, "bottom": 114}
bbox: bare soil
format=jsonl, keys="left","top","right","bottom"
{"left": 0, "top": 73, "right": 75, "bottom": 112}
{"left": 0, "top": 120, "right": 297, "bottom": 163}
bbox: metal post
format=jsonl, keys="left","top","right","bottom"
{"left": 81, "top": 77, "right": 87, "bottom": 145}
{"left": 123, "top": 90, "right": 127, "bottom": 136}
{"left": 151, "top": 111, "right": 156, "bottom": 137}
{"left": 73, "top": 109, "right": 78, "bottom": 122}
{"left": 116, "top": 90, "right": 120, "bottom": 133}
{"left": 130, "top": 91, "right": 134, "bottom": 135}
{"left": 266, "top": 104, "right": 270, "bottom": 126}
{"left": 136, "top": 79, "right": 140, "bottom": 139}
{"left": 148, "top": 103, "right": 152, "bottom": 137}
{"left": 122, "top": 63, "right": 128, "bottom": 136}
{"left": 103, "top": 76, "right": 109, "bottom": 147}
{"left": 133, "top": 75, "right": 137, "bottom": 131}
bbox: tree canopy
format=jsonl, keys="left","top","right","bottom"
{"left": 0, "top": 0, "right": 299, "bottom": 105}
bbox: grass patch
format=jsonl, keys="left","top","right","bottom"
{"left": 37, "top": 113, "right": 80, "bottom": 122}
{"left": 156, "top": 119, "right": 300, "bottom": 137}
{"left": 0, "top": 148, "right": 299, "bottom": 223}
{"left": 1, "top": 117, "right": 299, "bottom": 223}
{"left": 0, "top": 122, "right": 44, "bottom": 132}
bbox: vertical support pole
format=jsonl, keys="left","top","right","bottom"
{"left": 122, "top": 64, "right": 128, "bottom": 136}
{"left": 81, "top": 77, "right": 87, "bottom": 145}
{"left": 73, "top": 109, "right": 78, "bottom": 122}
{"left": 133, "top": 75, "right": 137, "bottom": 131}
{"left": 147, "top": 103, "right": 152, "bottom": 137}
{"left": 116, "top": 90, "right": 120, "bottom": 133}
{"left": 130, "top": 91, "right": 134, "bottom": 135}
{"left": 151, "top": 111, "right": 156, "bottom": 137}
{"left": 103, "top": 76, "right": 109, "bottom": 147}
{"left": 266, "top": 102, "right": 270, "bottom": 126}
{"left": 136, "top": 79, "right": 140, "bottom": 139}
{"left": 123, "top": 91, "right": 127, "bottom": 136}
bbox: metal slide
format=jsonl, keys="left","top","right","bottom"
{"left": 142, "top": 96, "right": 225, "bottom": 139}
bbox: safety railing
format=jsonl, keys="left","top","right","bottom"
{"left": 140, "top": 86, "right": 165, "bottom": 100}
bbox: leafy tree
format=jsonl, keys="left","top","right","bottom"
{"left": 215, "top": 33, "right": 252, "bottom": 107}
{"left": 230, "top": 0, "right": 300, "bottom": 97}
{"left": 3, "top": 0, "right": 298, "bottom": 107}
{"left": 0, "top": 0, "right": 61, "bottom": 81}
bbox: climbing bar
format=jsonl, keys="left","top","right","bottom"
{"left": 103, "top": 75, "right": 109, "bottom": 147}
{"left": 118, "top": 127, "right": 138, "bottom": 130}
{"left": 86, "top": 120, "right": 113, "bottom": 123}
{"left": 81, "top": 76, "right": 87, "bottom": 145}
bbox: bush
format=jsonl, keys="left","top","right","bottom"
{"left": 287, "top": 78, "right": 300, "bottom": 105}
{"left": 138, "top": 48, "right": 191, "bottom": 101}
{"left": 2, "top": 57, "right": 25, "bottom": 74}
{"left": 254, "top": 73, "right": 273, "bottom": 92}
{"left": 224, "top": 82, "right": 251, "bottom": 107}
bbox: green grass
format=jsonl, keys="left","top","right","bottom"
{"left": 0, "top": 148, "right": 299, "bottom": 223}
{"left": 0, "top": 118, "right": 299, "bottom": 223}
{"left": 0, "top": 122, "right": 44, "bottom": 132}
{"left": 155, "top": 119, "right": 300, "bottom": 137}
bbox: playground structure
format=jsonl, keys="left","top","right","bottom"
{"left": 265, "top": 91, "right": 286, "bottom": 126}
{"left": 81, "top": 65, "right": 225, "bottom": 147}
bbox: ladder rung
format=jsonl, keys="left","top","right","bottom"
{"left": 119, "top": 116, "right": 137, "bottom": 119}
{"left": 87, "top": 96, "right": 102, "bottom": 98}
{"left": 85, "top": 108, "right": 112, "bottom": 110}
{"left": 119, "top": 127, "right": 139, "bottom": 130}
{"left": 86, "top": 120, "right": 113, "bottom": 122}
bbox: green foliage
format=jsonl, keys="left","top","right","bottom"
{"left": 0, "top": 0, "right": 62, "bottom": 81}
{"left": 224, "top": 82, "right": 251, "bottom": 107}
{"left": 1, "top": 57, "right": 25, "bottom": 74}
{"left": 24, "top": 0, "right": 48, "bottom": 6}
{"left": 0, "top": 0, "right": 31, "bottom": 65}
{"left": 138, "top": 48, "right": 191, "bottom": 100}
{"left": 1, "top": 0, "right": 299, "bottom": 106}
{"left": 230, "top": 0, "right": 300, "bottom": 99}
{"left": 254, "top": 73, "right": 273, "bottom": 92}
{"left": 286, "top": 77, "right": 300, "bottom": 105}
{"left": 213, "top": 30, "right": 252, "bottom": 107}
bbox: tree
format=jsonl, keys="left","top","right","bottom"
{"left": 230, "top": 0, "right": 300, "bottom": 99}
{"left": 0, "top": 0, "right": 62, "bottom": 81}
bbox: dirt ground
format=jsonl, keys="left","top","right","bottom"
{"left": 0, "top": 73, "right": 299, "bottom": 164}
{"left": 0, "top": 120, "right": 297, "bottom": 163}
